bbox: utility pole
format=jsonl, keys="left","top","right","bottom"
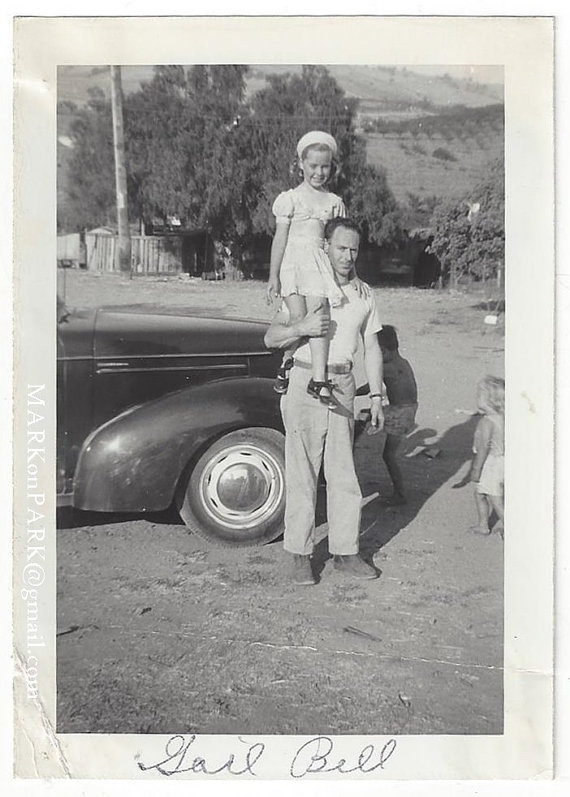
{"left": 110, "top": 66, "right": 131, "bottom": 273}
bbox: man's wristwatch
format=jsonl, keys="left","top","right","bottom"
{"left": 370, "top": 392, "right": 388, "bottom": 407}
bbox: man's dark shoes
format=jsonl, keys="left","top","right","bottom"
{"left": 334, "top": 554, "right": 378, "bottom": 580}
{"left": 291, "top": 554, "right": 316, "bottom": 586}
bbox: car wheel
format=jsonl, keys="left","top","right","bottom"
{"left": 177, "top": 428, "right": 286, "bottom": 547}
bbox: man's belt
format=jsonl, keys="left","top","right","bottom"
{"left": 293, "top": 359, "right": 353, "bottom": 375}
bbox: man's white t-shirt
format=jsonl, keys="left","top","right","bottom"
{"left": 293, "top": 284, "right": 382, "bottom": 367}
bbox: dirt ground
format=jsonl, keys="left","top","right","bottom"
{"left": 57, "top": 269, "right": 505, "bottom": 735}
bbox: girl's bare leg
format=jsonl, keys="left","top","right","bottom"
{"left": 305, "top": 296, "right": 331, "bottom": 395}
{"left": 281, "top": 294, "right": 307, "bottom": 365}
{"left": 283, "top": 294, "right": 333, "bottom": 404}
{"left": 308, "top": 337, "right": 328, "bottom": 383}
{"left": 272, "top": 295, "right": 305, "bottom": 394}
{"left": 279, "top": 347, "right": 298, "bottom": 368}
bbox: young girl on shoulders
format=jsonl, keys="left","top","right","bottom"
{"left": 267, "top": 130, "right": 361, "bottom": 408}
{"left": 469, "top": 375, "right": 505, "bottom": 537}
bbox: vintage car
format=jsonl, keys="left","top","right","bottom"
{"left": 57, "top": 300, "right": 286, "bottom": 547}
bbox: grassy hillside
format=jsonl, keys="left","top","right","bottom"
{"left": 365, "top": 105, "right": 504, "bottom": 203}
{"left": 58, "top": 64, "right": 503, "bottom": 112}
{"left": 367, "top": 133, "right": 502, "bottom": 204}
{"left": 57, "top": 65, "right": 156, "bottom": 106}
{"left": 249, "top": 64, "right": 502, "bottom": 115}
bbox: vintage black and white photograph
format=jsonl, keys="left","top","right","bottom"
{"left": 12, "top": 15, "right": 554, "bottom": 781}
{"left": 55, "top": 60, "right": 506, "bottom": 737}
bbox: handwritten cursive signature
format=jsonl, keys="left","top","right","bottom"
{"left": 290, "top": 735, "right": 397, "bottom": 778}
{"left": 137, "top": 734, "right": 265, "bottom": 776}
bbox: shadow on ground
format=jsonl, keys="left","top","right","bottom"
{"left": 57, "top": 504, "right": 182, "bottom": 530}
{"left": 472, "top": 298, "right": 505, "bottom": 313}
{"left": 312, "top": 414, "right": 479, "bottom": 577}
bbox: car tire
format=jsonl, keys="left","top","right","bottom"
{"left": 177, "top": 428, "right": 286, "bottom": 547}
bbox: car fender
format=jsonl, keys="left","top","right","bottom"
{"left": 72, "top": 377, "right": 283, "bottom": 512}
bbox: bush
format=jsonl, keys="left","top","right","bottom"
{"left": 432, "top": 147, "right": 457, "bottom": 162}
{"left": 429, "top": 159, "right": 504, "bottom": 285}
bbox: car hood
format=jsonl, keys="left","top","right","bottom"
{"left": 93, "top": 304, "right": 271, "bottom": 358}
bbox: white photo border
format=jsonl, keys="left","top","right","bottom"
{"left": 11, "top": 13, "right": 554, "bottom": 783}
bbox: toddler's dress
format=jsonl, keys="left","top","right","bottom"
{"left": 474, "top": 412, "right": 504, "bottom": 497}
{"left": 272, "top": 186, "right": 347, "bottom": 307}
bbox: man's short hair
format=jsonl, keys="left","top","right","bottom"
{"left": 377, "top": 324, "right": 399, "bottom": 350}
{"left": 324, "top": 216, "right": 361, "bottom": 241}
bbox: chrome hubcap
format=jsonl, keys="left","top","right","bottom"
{"left": 199, "top": 443, "right": 284, "bottom": 529}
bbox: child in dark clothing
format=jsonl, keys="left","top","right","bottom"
{"left": 374, "top": 325, "right": 418, "bottom": 505}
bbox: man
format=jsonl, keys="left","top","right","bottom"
{"left": 264, "top": 217, "right": 385, "bottom": 585}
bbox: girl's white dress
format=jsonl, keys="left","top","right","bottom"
{"left": 272, "top": 185, "right": 347, "bottom": 307}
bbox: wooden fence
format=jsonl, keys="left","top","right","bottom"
{"left": 84, "top": 233, "right": 183, "bottom": 275}
{"left": 85, "top": 233, "right": 116, "bottom": 272}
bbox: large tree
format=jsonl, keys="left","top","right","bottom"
{"left": 125, "top": 64, "right": 250, "bottom": 241}
{"left": 60, "top": 65, "right": 404, "bottom": 262}
{"left": 430, "top": 159, "right": 504, "bottom": 285}
{"left": 243, "top": 66, "right": 402, "bottom": 247}
{"left": 58, "top": 87, "right": 115, "bottom": 231}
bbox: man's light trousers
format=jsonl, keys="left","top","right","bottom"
{"left": 281, "top": 365, "right": 362, "bottom": 555}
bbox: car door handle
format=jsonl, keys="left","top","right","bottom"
{"left": 96, "top": 361, "right": 130, "bottom": 368}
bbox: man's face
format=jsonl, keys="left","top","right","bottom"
{"left": 325, "top": 226, "right": 360, "bottom": 281}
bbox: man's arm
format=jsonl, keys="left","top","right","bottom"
{"left": 362, "top": 332, "right": 384, "bottom": 429}
{"left": 264, "top": 303, "right": 330, "bottom": 350}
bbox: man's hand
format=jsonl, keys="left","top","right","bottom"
{"left": 369, "top": 396, "right": 384, "bottom": 432}
{"left": 264, "top": 302, "right": 330, "bottom": 350}
{"left": 297, "top": 302, "right": 330, "bottom": 338}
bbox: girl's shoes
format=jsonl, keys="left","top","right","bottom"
{"left": 274, "top": 358, "right": 294, "bottom": 394}
{"left": 307, "top": 379, "right": 337, "bottom": 409}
